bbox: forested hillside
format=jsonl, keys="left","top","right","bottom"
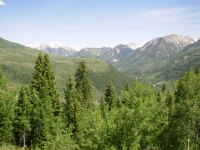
{"left": 138, "top": 40, "right": 200, "bottom": 85}
{"left": 0, "top": 38, "right": 133, "bottom": 98}
{"left": 1, "top": 53, "right": 200, "bottom": 149}
{"left": 114, "top": 38, "right": 200, "bottom": 90}
{"left": 1, "top": 0, "right": 199, "bottom": 149}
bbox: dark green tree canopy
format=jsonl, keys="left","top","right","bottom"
{"left": 14, "top": 86, "right": 32, "bottom": 147}
{"left": 31, "top": 53, "right": 60, "bottom": 116}
{"left": 104, "top": 81, "right": 116, "bottom": 111}
{"left": 75, "top": 60, "right": 92, "bottom": 108}
{"left": 0, "top": 67, "right": 8, "bottom": 90}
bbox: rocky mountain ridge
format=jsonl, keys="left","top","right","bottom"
{"left": 97, "top": 44, "right": 135, "bottom": 63}
{"left": 126, "top": 43, "right": 143, "bottom": 50}
{"left": 114, "top": 34, "right": 198, "bottom": 81}
{"left": 38, "top": 42, "right": 77, "bottom": 57}
{"left": 135, "top": 34, "right": 196, "bottom": 60}
{"left": 73, "top": 47, "right": 112, "bottom": 58}
{"left": 1, "top": 35, "right": 200, "bottom": 91}
{"left": 35, "top": 34, "right": 198, "bottom": 65}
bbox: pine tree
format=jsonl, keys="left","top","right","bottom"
{"left": 195, "top": 66, "right": 200, "bottom": 74}
{"left": 14, "top": 86, "right": 32, "bottom": 148}
{"left": 36, "top": 105, "right": 47, "bottom": 149}
{"left": 30, "top": 53, "right": 61, "bottom": 148}
{"left": 31, "top": 53, "right": 60, "bottom": 116}
{"left": 0, "top": 67, "right": 7, "bottom": 90}
{"left": 104, "top": 82, "right": 116, "bottom": 111}
{"left": 122, "top": 83, "right": 130, "bottom": 104}
{"left": 0, "top": 90, "right": 15, "bottom": 144}
{"left": 64, "top": 75, "right": 82, "bottom": 143}
{"left": 27, "top": 87, "right": 42, "bottom": 148}
{"left": 43, "top": 54, "right": 60, "bottom": 116}
{"left": 0, "top": 67, "right": 15, "bottom": 144}
{"left": 100, "top": 97, "right": 106, "bottom": 119}
{"left": 31, "top": 53, "right": 45, "bottom": 99}
{"left": 64, "top": 75, "right": 76, "bottom": 127}
{"left": 161, "top": 82, "right": 167, "bottom": 94}
{"left": 124, "top": 83, "right": 130, "bottom": 91}
{"left": 75, "top": 60, "right": 92, "bottom": 108}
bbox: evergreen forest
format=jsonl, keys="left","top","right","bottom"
{"left": 1, "top": 53, "right": 200, "bottom": 150}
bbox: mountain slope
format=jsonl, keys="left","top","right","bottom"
{"left": 37, "top": 42, "right": 77, "bottom": 57}
{"left": 138, "top": 34, "right": 195, "bottom": 59}
{"left": 0, "top": 38, "right": 133, "bottom": 98}
{"left": 117, "top": 39, "right": 200, "bottom": 91}
{"left": 150, "top": 39, "right": 200, "bottom": 82}
{"left": 73, "top": 47, "right": 111, "bottom": 58}
{"left": 126, "top": 43, "right": 143, "bottom": 50}
{"left": 97, "top": 44, "right": 135, "bottom": 63}
{"left": 116, "top": 34, "right": 196, "bottom": 77}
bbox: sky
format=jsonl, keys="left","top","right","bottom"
{"left": 0, "top": 0, "right": 200, "bottom": 49}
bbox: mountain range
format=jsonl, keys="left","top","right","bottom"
{"left": 73, "top": 47, "right": 112, "bottom": 58}
{"left": 97, "top": 44, "right": 142, "bottom": 63}
{"left": 36, "top": 34, "right": 198, "bottom": 66}
{"left": 151, "top": 39, "right": 200, "bottom": 82}
{"left": 116, "top": 34, "right": 197, "bottom": 73}
{"left": 36, "top": 43, "right": 143, "bottom": 62}
{"left": 38, "top": 42, "right": 77, "bottom": 57}
{"left": 1, "top": 34, "right": 200, "bottom": 92}
{"left": 0, "top": 37, "right": 134, "bottom": 100}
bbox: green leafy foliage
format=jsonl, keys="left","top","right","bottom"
{"left": 0, "top": 68, "right": 15, "bottom": 144}
{"left": 1, "top": 47, "right": 200, "bottom": 149}
{"left": 167, "top": 69, "right": 200, "bottom": 149}
{"left": 0, "top": 37, "right": 133, "bottom": 100}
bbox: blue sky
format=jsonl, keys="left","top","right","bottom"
{"left": 0, "top": 0, "right": 200, "bottom": 49}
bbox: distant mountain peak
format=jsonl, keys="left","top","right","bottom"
{"left": 73, "top": 47, "right": 112, "bottom": 58}
{"left": 193, "top": 37, "right": 200, "bottom": 42}
{"left": 49, "top": 42, "right": 65, "bottom": 48}
{"left": 37, "top": 42, "right": 76, "bottom": 57}
{"left": 133, "top": 34, "right": 196, "bottom": 59}
{"left": 98, "top": 44, "right": 135, "bottom": 63}
{"left": 126, "top": 43, "right": 143, "bottom": 50}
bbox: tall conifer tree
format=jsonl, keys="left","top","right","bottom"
{"left": 64, "top": 75, "right": 82, "bottom": 143}
{"left": 0, "top": 67, "right": 7, "bottom": 90}
{"left": 27, "top": 87, "right": 44, "bottom": 148}
{"left": 14, "top": 86, "right": 32, "bottom": 148}
{"left": 64, "top": 75, "right": 76, "bottom": 127}
{"left": 31, "top": 53, "right": 60, "bottom": 115}
{"left": 0, "top": 67, "right": 15, "bottom": 143}
{"left": 43, "top": 54, "right": 60, "bottom": 116}
{"left": 75, "top": 61, "right": 92, "bottom": 108}
{"left": 30, "top": 53, "right": 61, "bottom": 148}
{"left": 104, "top": 82, "right": 116, "bottom": 111}
{"left": 31, "top": 53, "right": 45, "bottom": 98}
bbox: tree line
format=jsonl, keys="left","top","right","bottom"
{"left": 0, "top": 53, "right": 200, "bottom": 149}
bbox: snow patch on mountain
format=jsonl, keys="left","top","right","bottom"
{"left": 126, "top": 43, "right": 143, "bottom": 50}
{"left": 193, "top": 37, "right": 200, "bottom": 42}
{"left": 113, "top": 59, "right": 119, "bottom": 62}
{"left": 134, "top": 34, "right": 196, "bottom": 59}
{"left": 37, "top": 42, "right": 76, "bottom": 57}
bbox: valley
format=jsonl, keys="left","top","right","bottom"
{"left": 34, "top": 34, "right": 200, "bottom": 90}
{"left": 0, "top": 37, "right": 134, "bottom": 100}
{"left": 1, "top": 1, "right": 200, "bottom": 149}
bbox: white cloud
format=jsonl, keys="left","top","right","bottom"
{"left": 0, "top": 0, "right": 5, "bottom": 5}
